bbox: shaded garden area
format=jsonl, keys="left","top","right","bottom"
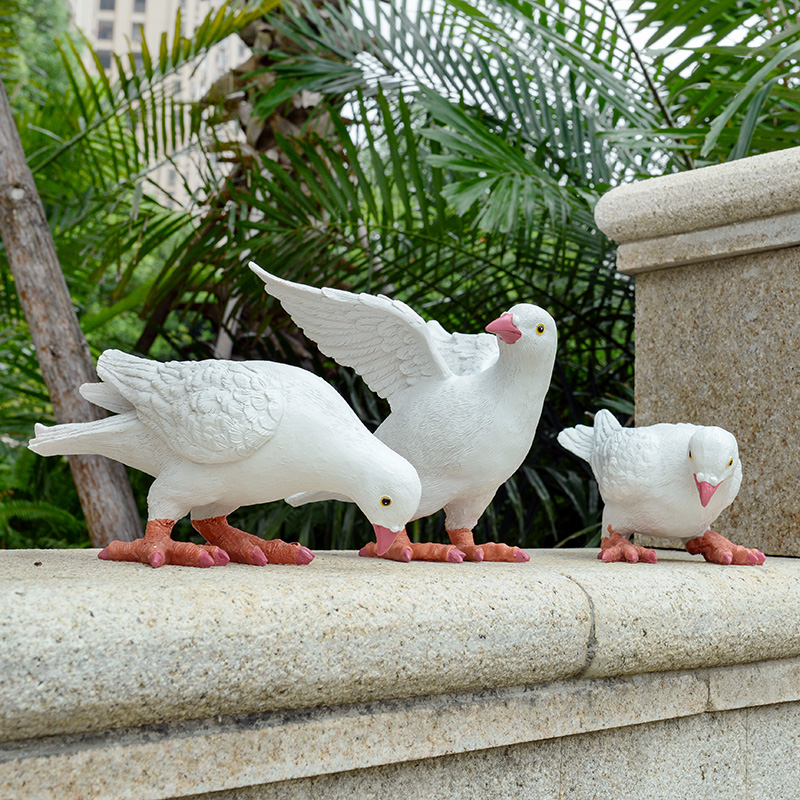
{"left": 1, "top": 0, "right": 798, "bottom": 552}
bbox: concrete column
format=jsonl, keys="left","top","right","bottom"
{"left": 595, "top": 147, "right": 800, "bottom": 556}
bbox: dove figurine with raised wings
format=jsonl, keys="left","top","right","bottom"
{"left": 558, "top": 409, "right": 765, "bottom": 565}
{"left": 29, "top": 350, "right": 422, "bottom": 567}
{"left": 250, "top": 263, "right": 557, "bottom": 563}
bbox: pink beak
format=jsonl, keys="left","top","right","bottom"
{"left": 485, "top": 312, "right": 521, "bottom": 344}
{"left": 694, "top": 475, "right": 720, "bottom": 508}
{"left": 373, "top": 525, "right": 400, "bottom": 556}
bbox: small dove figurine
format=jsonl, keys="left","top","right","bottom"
{"left": 29, "top": 350, "right": 422, "bottom": 567}
{"left": 558, "top": 409, "right": 765, "bottom": 565}
{"left": 250, "top": 263, "right": 557, "bottom": 564}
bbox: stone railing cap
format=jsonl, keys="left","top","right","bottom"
{"left": 595, "top": 146, "right": 800, "bottom": 243}
{"left": 3, "top": 548, "right": 800, "bottom": 743}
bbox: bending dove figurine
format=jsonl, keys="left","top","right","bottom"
{"left": 558, "top": 409, "right": 765, "bottom": 565}
{"left": 250, "top": 263, "right": 557, "bottom": 564}
{"left": 29, "top": 350, "right": 422, "bottom": 568}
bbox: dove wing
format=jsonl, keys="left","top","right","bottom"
{"left": 592, "top": 426, "right": 663, "bottom": 503}
{"left": 251, "top": 263, "right": 453, "bottom": 404}
{"left": 97, "top": 351, "right": 283, "bottom": 464}
{"left": 424, "top": 320, "right": 499, "bottom": 376}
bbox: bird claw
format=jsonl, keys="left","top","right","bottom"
{"left": 599, "top": 530, "right": 657, "bottom": 564}
{"left": 446, "top": 529, "right": 528, "bottom": 563}
{"left": 447, "top": 548, "right": 466, "bottom": 563}
{"left": 685, "top": 530, "right": 766, "bottom": 566}
{"left": 192, "top": 517, "right": 314, "bottom": 566}
{"left": 360, "top": 532, "right": 465, "bottom": 563}
{"left": 98, "top": 523, "right": 227, "bottom": 568}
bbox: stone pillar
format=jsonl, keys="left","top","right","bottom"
{"left": 595, "top": 147, "right": 800, "bottom": 557}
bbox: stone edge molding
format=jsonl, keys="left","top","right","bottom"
{"left": 2, "top": 658, "right": 800, "bottom": 800}
{"left": 593, "top": 146, "right": 800, "bottom": 274}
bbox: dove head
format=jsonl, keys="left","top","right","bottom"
{"left": 687, "top": 427, "right": 740, "bottom": 508}
{"left": 485, "top": 304, "right": 557, "bottom": 356}
{"left": 351, "top": 452, "right": 422, "bottom": 555}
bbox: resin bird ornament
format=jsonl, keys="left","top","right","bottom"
{"left": 29, "top": 350, "right": 422, "bottom": 568}
{"left": 250, "top": 263, "right": 557, "bottom": 564}
{"left": 558, "top": 409, "right": 765, "bottom": 565}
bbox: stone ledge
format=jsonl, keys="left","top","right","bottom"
{"left": 593, "top": 146, "right": 800, "bottom": 272}
{"left": 3, "top": 548, "right": 800, "bottom": 739}
{"left": 3, "top": 548, "right": 800, "bottom": 798}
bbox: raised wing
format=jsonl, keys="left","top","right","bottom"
{"left": 250, "top": 263, "right": 453, "bottom": 404}
{"left": 96, "top": 350, "right": 283, "bottom": 464}
{"left": 424, "top": 320, "right": 498, "bottom": 376}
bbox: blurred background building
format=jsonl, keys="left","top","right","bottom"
{"left": 67, "top": 0, "right": 250, "bottom": 207}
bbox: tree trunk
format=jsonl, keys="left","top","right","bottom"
{"left": 0, "top": 77, "right": 140, "bottom": 547}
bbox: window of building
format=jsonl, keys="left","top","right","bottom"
{"left": 133, "top": 0, "right": 146, "bottom": 12}
{"left": 97, "top": 21, "right": 113, "bottom": 40}
{"left": 131, "top": 23, "right": 142, "bottom": 43}
{"left": 97, "top": 50, "right": 112, "bottom": 70}
{"left": 99, "top": 0, "right": 115, "bottom": 9}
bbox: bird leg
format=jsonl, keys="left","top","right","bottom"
{"left": 685, "top": 530, "right": 766, "bottom": 566}
{"left": 98, "top": 519, "right": 230, "bottom": 568}
{"left": 359, "top": 530, "right": 465, "bottom": 563}
{"left": 447, "top": 528, "right": 529, "bottom": 563}
{"left": 599, "top": 526, "right": 658, "bottom": 564}
{"left": 191, "top": 516, "right": 314, "bottom": 566}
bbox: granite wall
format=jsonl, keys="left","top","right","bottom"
{"left": 595, "top": 146, "right": 800, "bottom": 556}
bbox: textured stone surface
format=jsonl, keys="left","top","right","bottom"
{"left": 0, "top": 548, "right": 591, "bottom": 742}
{"left": 559, "top": 708, "right": 747, "bottom": 800}
{"left": 594, "top": 145, "right": 800, "bottom": 242}
{"left": 532, "top": 549, "right": 800, "bottom": 678}
{"left": 187, "top": 702, "right": 800, "bottom": 800}
{"left": 0, "top": 670, "right": 709, "bottom": 800}
{"left": 633, "top": 245, "right": 800, "bottom": 555}
{"left": 614, "top": 209, "right": 800, "bottom": 273}
{"left": 3, "top": 548, "right": 800, "bottom": 799}
{"left": 745, "top": 702, "right": 800, "bottom": 798}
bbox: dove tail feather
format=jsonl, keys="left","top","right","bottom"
{"left": 28, "top": 415, "right": 165, "bottom": 475}
{"left": 80, "top": 382, "right": 134, "bottom": 414}
{"left": 593, "top": 409, "right": 623, "bottom": 441}
{"left": 557, "top": 425, "right": 595, "bottom": 462}
{"left": 28, "top": 416, "right": 133, "bottom": 458}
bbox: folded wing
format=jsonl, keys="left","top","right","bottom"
{"left": 96, "top": 350, "right": 283, "bottom": 464}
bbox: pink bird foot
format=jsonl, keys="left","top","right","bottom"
{"left": 359, "top": 530, "right": 465, "bottom": 563}
{"left": 685, "top": 530, "right": 766, "bottom": 566}
{"left": 447, "top": 528, "right": 528, "bottom": 562}
{"left": 192, "top": 516, "right": 314, "bottom": 565}
{"left": 98, "top": 519, "right": 229, "bottom": 568}
{"left": 598, "top": 527, "right": 658, "bottom": 564}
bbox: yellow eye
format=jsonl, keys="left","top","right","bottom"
{"left": 728, "top": 458, "right": 733, "bottom": 467}
{"left": 536, "top": 324, "right": 545, "bottom": 335}
{"left": 381, "top": 497, "right": 392, "bottom": 507}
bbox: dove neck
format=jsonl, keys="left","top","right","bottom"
{"left": 492, "top": 340, "right": 554, "bottom": 383}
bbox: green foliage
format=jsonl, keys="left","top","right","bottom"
{"left": 0, "top": 0, "right": 279, "bottom": 545}
{"left": 2, "top": 0, "right": 799, "bottom": 552}
{"left": 628, "top": 0, "right": 800, "bottom": 162}
{"left": 0, "top": 439, "right": 89, "bottom": 549}
{"left": 0, "top": 0, "right": 77, "bottom": 117}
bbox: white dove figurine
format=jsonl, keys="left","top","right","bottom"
{"left": 28, "top": 350, "right": 422, "bottom": 568}
{"left": 558, "top": 409, "right": 765, "bottom": 565}
{"left": 250, "top": 262, "right": 557, "bottom": 564}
